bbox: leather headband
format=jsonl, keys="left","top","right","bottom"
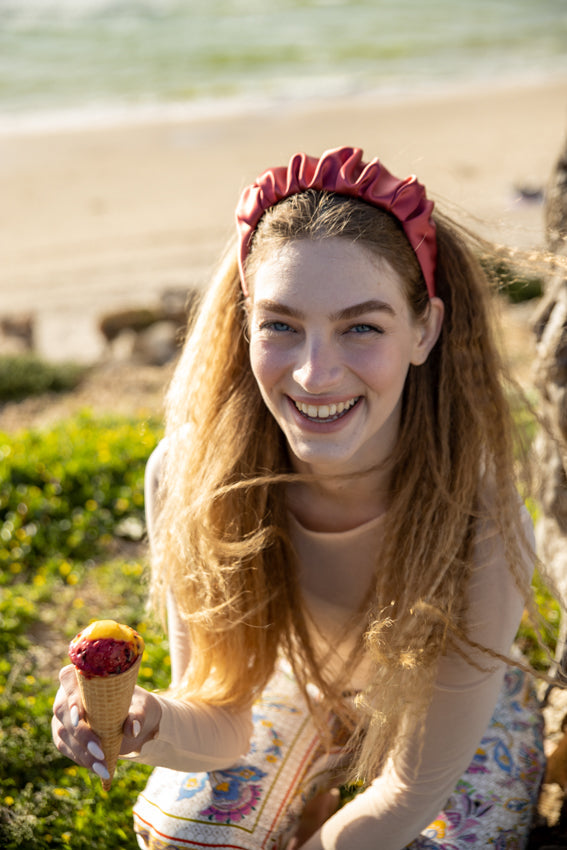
{"left": 235, "top": 146, "right": 437, "bottom": 298}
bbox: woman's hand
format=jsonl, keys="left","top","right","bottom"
{"left": 286, "top": 788, "right": 341, "bottom": 850}
{"left": 52, "top": 664, "right": 162, "bottom": 783}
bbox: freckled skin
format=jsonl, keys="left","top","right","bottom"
{"left": 248, "top": 239, "right": 442, "bottom": 479}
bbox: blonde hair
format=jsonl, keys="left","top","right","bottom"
{"left": 151, "top": 191, "right": 535, "bottom": 783}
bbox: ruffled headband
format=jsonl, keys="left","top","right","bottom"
{"left": 235, "top": 145, "right": 437, "bottom": 298}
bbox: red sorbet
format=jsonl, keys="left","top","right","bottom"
{"left": 69, "top": 637, "right": 138, "bottom": 678}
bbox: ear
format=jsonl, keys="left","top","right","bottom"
{"left": 410, "top": 297, "right": 445, "bottom": 366}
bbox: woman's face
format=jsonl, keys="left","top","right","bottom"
{"left": 248, "top": 238, "right": 442, "bottom": 477}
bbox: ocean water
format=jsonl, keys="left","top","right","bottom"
{"left": 0, "top": 0, "right": 566, "bottom": 131}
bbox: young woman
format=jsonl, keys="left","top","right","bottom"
{"left": 53, "top": 146, "right": 545, "bottom": 849}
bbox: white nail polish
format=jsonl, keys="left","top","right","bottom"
{"left": 92, "top": 761, "right": 110, "bottom": 780}
{"left": 70, "top": 705, "right": 79, "bottom": 728}
{"left": 87, "top": 740, "right": 105, "bottom": 761}
{"left": 132, "top": 719, "right": 141, "bottom": 738}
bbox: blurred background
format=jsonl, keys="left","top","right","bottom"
{"left": 1, "top": 0, "right": 566, "bottom": 129}
{"left": 0, "top": 0, "right": 566, "bottom": 363}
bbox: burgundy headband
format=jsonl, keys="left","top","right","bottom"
{"left": 235, "top": 145, "right": 437, "bottom": 298}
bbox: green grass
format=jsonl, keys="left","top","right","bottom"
{"left": 0, "top": 408, "right": 561, "bottom": 847}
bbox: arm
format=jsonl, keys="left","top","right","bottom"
{"left": 144, "top": 439, "right": 191, "bottom": 688}
{"left": 53, "top": 440, "right": 253, "bottom": 776}
{"left": 122, "top": 439, "right": 254, "bottom": 769}
{"left": 299, "top": 509, "right": 533, "bottom": 850}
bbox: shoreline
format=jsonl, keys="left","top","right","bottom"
{"left": 1, "top": 71, "right": 566, "bottom": 139}
{"left": 1, "top": 76, "right": 566, "bottom": 363}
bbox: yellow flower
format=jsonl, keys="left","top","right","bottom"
{"left": 428, "top": 819, "right": 446, "bottom": 838}
{"left": 3, "top": 796, "right": 14, "bottom": 806}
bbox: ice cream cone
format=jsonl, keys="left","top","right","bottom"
{"left": 76, "top": 655, "right": 142, "bottom": 790}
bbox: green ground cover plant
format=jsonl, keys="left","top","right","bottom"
{"left": 0, "top": 356, "right": 86, "bottom": 402}
{"left": 0, "top": 412, "right": 166, "bottom": 849}
{"left": 0, "top": 408, "right": 561, "bottom": 848}
{"left": 483, "top": 257, "right": 545, "bottom": 304}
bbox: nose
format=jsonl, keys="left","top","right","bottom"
{"left": 292, "top": 334, "right": 344, "bottom": 393}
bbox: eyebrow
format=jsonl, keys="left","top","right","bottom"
{"left": 255, "top": 298, "right": 396, "bottom": 320}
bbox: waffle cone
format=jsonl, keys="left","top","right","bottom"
{"left": 76, "top": 655, "right": 142, "bottom": 791}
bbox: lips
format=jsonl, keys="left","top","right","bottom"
{"left": 292, "top": 396, "right": 361, "bottom": 422}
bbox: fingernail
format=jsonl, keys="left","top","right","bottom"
{"left": 92, "top": 761, "right": 110, "bottom": 780}
{"left": 87, "top": 741, "right": 105, "bottom": 761}
{"left": 132, "top": 719, "right": 141, "bottom": 738}
{"left": 70, "top": 705, "right": 79, "bottom": 728}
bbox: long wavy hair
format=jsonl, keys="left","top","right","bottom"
{"left": 150, "top": 191, "right": 536, "bottom": 783}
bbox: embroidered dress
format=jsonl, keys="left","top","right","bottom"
{"left": 132, "top": 664, "right": 544, "bottom": 850}
{"left": 132, "top": 445, "right": 543, "bottom": 849}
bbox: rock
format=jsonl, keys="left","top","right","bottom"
{"left": 545, "top": 137, "right": 567, "bottom": 255}
{"left": 0, "top": 313, "right": 35, "bottom": 353}
{"left": 132, "top": 320, "right": 180, "bottom": 366}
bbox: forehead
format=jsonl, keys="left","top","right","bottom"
{"left": 250, "top": 238, "right": 407, "bottom": 308}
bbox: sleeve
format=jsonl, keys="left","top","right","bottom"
{"left": 124, "top": 696, "right": 254, "bottom": 771}
{"left": 122, "top": 439, "right": 254, "bottom": 771}
{"left": 144, "top": 438, "right": 191, "bottom": 687}
{"left": 302, "top": 507, "right": 535, "bottom": 850}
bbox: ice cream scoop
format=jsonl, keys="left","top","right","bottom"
{"left": 68, "top": 620, "right": 145, "bottom": 790}
{"left": 69, "top": 620, "right": 144, "bottom": 678}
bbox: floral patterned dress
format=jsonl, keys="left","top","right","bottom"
{"left": 132, "top": 663, "right": 544, "bottom": 850}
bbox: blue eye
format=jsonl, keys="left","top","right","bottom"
{"left": 260, "top": 321, "right": 294, "bottom": 332}
{"left": 349, "top": 323, "right": 382, "bottom": 334}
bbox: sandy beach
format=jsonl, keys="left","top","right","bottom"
{"left": 1, "top": 77, "right": 566, "bottom": 363}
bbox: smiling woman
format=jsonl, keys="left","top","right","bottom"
{"left": 53, "top": 147, "right": 546, "bottom": 850}
{"left": 247, "top": 239, "right": 443, "bottom": 496}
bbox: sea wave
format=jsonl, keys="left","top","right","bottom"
{"left": 0, "top": 0, "right": 565, "bottom": 129}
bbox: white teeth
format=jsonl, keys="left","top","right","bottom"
{"left": 294, "top": 398, "right": 358, "bottom": 419}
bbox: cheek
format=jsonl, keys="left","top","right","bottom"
{"left": 351, "top": 345, "right": 410, "bottom": 392}
{"left": 249, "top": 341, "right": 286, "bottom": 393}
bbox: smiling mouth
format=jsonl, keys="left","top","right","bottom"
{"left": 292, "top": 397, "right": 361, "bottom": 422}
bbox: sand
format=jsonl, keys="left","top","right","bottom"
{"left": 0, "top": 77, "right": 566, "bottom": 363}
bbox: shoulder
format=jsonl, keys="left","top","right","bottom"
{"left": 145, "top": 437, "right": 169, "bottom": 495}
{"left": 471, "top": 495, "right": 534, "bottom": 581}
{"left": 144, "top": 439, "right": 168, "bottom": 541}
{"left": 144, "top": 427, "right": 195, "bottom": 535}
{"left": 463, "top": 497, "right": 534, "bottom": 653}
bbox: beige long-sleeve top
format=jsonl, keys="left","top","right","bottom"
{"left": 126, "top": 441, "right": 533, "bottom": 850}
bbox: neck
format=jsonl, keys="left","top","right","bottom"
{"left": 287, "top": 466, "right": 390, "bottom": 533}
